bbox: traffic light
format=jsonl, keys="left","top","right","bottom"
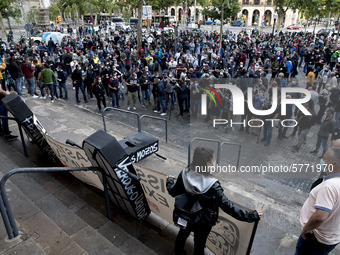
{"left": 56, "top": 16, "right": 61, "bottom": 23}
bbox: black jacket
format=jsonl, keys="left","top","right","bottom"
{"left": 166, "top": 170, "right": 259, "bottom": 226}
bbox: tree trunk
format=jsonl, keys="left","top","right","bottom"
{"left": 219, "top": 2, "right": 224, "bottom": 55}
{"left": 137, "top": 0, "right": 143, "bottom": 49}
{"left": 0, "top": 12, "right": 6, "bottom": 39}
{"left": 277, "top": 13, "right": 283, "bottom": 32}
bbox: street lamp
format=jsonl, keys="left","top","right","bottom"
{"left": 4, "top": 9, "right": 12, "bottom": 34}
{"left": 272, "top": 11, "right": 278, "bottom": 37}
{"left": 4, "top": 8, "right": 13, "bottom": 43}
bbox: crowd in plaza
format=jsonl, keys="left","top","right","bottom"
{"left": 1, "top": 22, "right": 340, "bottom": 255}
{"left": 0, "top": 25, "right": 340, "bottom": 148}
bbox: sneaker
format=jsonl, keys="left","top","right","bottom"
{"left": 161, "top": 113, "right": 167, "bottom": 116}
{"left": 99, "top": 109, "right": 103, "bottom": 113}
{"left": 84, "top": 100, "right": 88, "bottom": 103}
{"left": 264, "top": 142, "right": 270, "bottom": 146}
{"left": 310, "top": 150, "right": 317, "bottom": 154}
{"left": 32, "top": 95, "right": 39, "bottom": 99}
{"left": 76, "top": 100, "right": 81, "bottom": 103}
{"left": 4, "top": 134, "right": 18, "bottom": 142}
{"left": 154, "top": 110, "right": 160, "bottom": 113}
{"left": 133, "top": 107, "right": 136, "bottom": 110}
{"left": 260, "top": 137, "right": 266, "bottom": 142}
{"left": 48, "top": 95, "right": 51, "bottom": 98}
{"left": 127, "top": 107, "right": 131, "bottom": 111}
{"left": 292, "top": 146, "right": 299, "bottom": 153}
{"left": 51, "top": 100, "right": 54, "bottom": 103}
{"left": 40, "top": 96, "right": 46, "bottom": 100}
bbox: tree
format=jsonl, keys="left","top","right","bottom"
{"left": 137, "top": 0, "right": 143, "bottom": 49}
{"left": 48, "top": 3, "right": 60, "bottom": 22}
{"left": 27, "top": 5, "right": 40, "bottom": 24}
{"left": 0, "top": 0, "right": 21, "bottom": 38}
{"left": 202, "top": 0, "right": 240, "bottom": 22}
{"left": 203, "top": 0, "right": 240, "bottom": 53}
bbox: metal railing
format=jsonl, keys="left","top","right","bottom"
{"left": 102, "top": 108, "right": 168, "bottom": 142}
{"left": 102, "top": 107, "right": 140, "bottom": 132}
{"left": 0, "top": 115, "right": 28, "bottom": 158}
{"left": 188, "top": 138, "right": 221, "bottom": 165}
{"left": 0, "top": 167, "right": 109, "bottom": 241}
{"left": 139, "top": 115, "right": 168, "bottom": 142}
{"left": 188, "top": 138, "right": 242, "bottom": 170}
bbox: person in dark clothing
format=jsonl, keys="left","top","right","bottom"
{"left": 7, "top": 54, "right": 25, "bottom": 96}
{"left": 292, "top": 107, "right": 316, "bottom": 152}
{"left": 0, "top": 86, "right": 18, "bottom": 141}
{"left": 56, "top": 66, "right": 68, "bottom": 99}
{"left": 71, "top": 65, "right": 88, "bottom": 103}
{"left": 166, "top": 147, "right": 262, "bottom": 255}
{"left": 139, "top": 71, "right": 151, "bottom": 106}
{"left": 310, "top": 108, "right": 336, "bottom": 158}
{"left": 108, "top": 73, "right": 120, "bottom": 108}
{"left": 126, "top": 72, "right": 139, "bottom": 110}
{"left": 93, "top": 76, "right": 106, "bottom": 112}
{"left": 153, "top": 76, "right": 167, "bottom": 116}
{"left": 176, "top": 77, "right": 189, "bottom": 118}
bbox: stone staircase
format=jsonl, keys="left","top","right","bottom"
{"left": 0, "top": 139, "right": 177, "bottom": 255}
{"left": 2, "top": 95, "right": 340, "bottom": 255}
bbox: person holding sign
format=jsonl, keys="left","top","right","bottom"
{"left": 166, "top": 147, "right": 263, "bottom": 255}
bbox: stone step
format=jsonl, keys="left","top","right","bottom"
{"left": 11, "top": 95, "right": 339, "bottom": 254}
{"left": 0, "top": 139, "right": 171, "bottom": 255}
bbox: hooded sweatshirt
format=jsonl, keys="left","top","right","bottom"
{"left": 181, "top": 168, "right": 218, "bottom": 195}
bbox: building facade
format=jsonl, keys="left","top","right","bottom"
{"left": 158, "top": 0, "right": 300, "bottom": 28}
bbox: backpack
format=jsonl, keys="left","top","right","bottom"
{"left": 173, "top": 193, "right": 203, "bottom": 227}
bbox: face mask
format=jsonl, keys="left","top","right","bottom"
{"left": 98, "top": 80, "right": 102, "bottom": 83}
{"left": 320, "top": 159, "right": 326, "bottom": 172}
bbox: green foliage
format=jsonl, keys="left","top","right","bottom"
{"left": 294, "top": 0, "right": 340, "bottom": 19}
{"left": 49, "top": 3, "right": 60, "bottom": 21}
{"left": 0, "top": 0, "right": 21, "bottom": 20}
{"left": 27, "top": 5, "right": 40, "bottom": 24}
{"left": 202, "top": 0, "right": 241, "bottom": 23}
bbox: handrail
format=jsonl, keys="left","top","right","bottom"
{"left": 0, "top": 167, "right": 108, "bottom": 241}
{"left": 188, "top": 138, "right": 242, "bottom": 170}
{"left": 139, "top": 115, "right": 168, "bottom": 142}
{"left": 0, "top": 115, "right": 28, "bottom": 158}
{"left": 102, "top": 107, "right": 141, "bottom": 132}
{"left": 188, "top": 138, "right": 221, "bottom": 165}
{"left": 220, "top": 142, "right": 242, "bottom": 171}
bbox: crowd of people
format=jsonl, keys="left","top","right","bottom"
{"left": 1, "top": 23, "right": 340, "bottom": 255}
{"left": 0, "top": 26, "right": 340, "bottom": 154}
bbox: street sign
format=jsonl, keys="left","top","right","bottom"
{"left": 24, "top": 24, "right": 33, "bottom": 32}
{"left": 160, "top": 21, "right": 165, "bottom": 29}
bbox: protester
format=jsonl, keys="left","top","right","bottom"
{"left": 166, "top": 147, "right": 262, "bottom": 255}
{"left": 38, "top": 63, "right": 56, "bottom": 102}
{"left": 0, "top": 86, "right": 18, "bottom": 141}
